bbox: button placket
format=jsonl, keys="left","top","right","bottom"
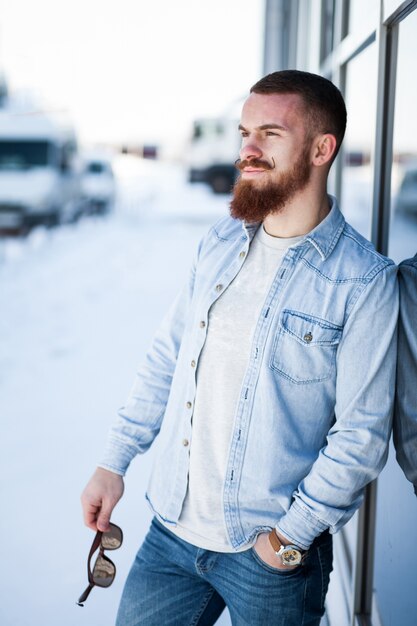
{"left": 224, "top": 252, "right": 296, "bottom": 529}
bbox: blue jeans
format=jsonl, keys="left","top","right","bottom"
{"left": 116, "top": 518, "right": 333, "bottom": 626}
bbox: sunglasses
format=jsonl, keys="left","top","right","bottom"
{"left": 77, "top": 522, "right": 123, "bottom": 607}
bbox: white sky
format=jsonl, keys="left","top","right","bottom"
{"left": 0, "top": 0, "right": 264, "bottom": 149}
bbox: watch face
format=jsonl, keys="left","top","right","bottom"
{"left": 281, "top": 546, "right": 302, "bottom": 566}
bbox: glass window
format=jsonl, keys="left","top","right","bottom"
{"left": 320, "top": 0, "right": 336, "bottom": 61}
{"left": 374, "top": 10, "right": 417, "bottom": 626}
{"left": 340, "top": 43, "right": 378, "bottom": 239}
{"left": 192, "top": 120, "right": 224, "bottom": 141}
{"left": 0, "top": 140, "right": 50, "bottom": 169}
{"left": 326, "top": 45, "right": 379, "bottom": 588}
{"left": 388, "top": 18, "right": 417, "bottom": 262}
{"left": 347, "top": 0, "right": 379, "bottom": 35}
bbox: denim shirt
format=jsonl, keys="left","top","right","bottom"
{"left": 393, "top": 256, "right": 417, "bottom": 495}
{"left": 100, "top": 196, "right": 398, "bottom": 551}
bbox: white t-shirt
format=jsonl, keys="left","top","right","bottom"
{"left": 164, "top": 224, "right": 303, "bottom": 551}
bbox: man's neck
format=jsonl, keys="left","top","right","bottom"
{"left": 262, "top": 189, "right": 331, "bottom": 239}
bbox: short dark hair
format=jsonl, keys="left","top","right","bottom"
{"left": 250, "top": 70, "right": 347, "bottom": 158}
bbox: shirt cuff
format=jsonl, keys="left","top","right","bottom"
{"left": 97, "top": 463, "right": 126, "bottom": 476}
{"left": 275, "top": 501, "right": 329, "bottom": 551}
{"left": 98, "top": 435, "right": 139, "bottom": 476}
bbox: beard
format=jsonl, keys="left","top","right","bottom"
{"left": 229, "top": 146, "right": 312, "bottom": 223}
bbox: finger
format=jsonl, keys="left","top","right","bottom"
{"left": 97, "top": 501, "right": 113, "bottom": 532}
{"left": 82, "top": 500, "right": 100, "bottom": 531}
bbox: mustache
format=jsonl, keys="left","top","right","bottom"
{"left": 235, "top": 157, "right": 275, "bottom": 171}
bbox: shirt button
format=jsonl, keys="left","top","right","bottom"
{"left": 182, "top": 439, "right": 189, "bottom": 447}
{"left": 215, "top": 284, "right": 223, "bottom": 292}
{"left": 304, "top": 332, "right": 313, "bottom": 343}
{"left": 186, "top": 401, "right": 192, "bottom": 409}
{"left": 200, "top": 321, "right": 206, "bottom": 328}
{"left": 239, "top": 251, "right": 246, "bottom": 258}
{"left": 191, "top": 360, "right": 196, "bottom": 367}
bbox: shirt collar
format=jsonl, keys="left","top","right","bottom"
{"left": 304, "top": 195, "right": 345, "bottom": 260}
{"left": 242, "top": 195, "right": 345, "bottom": 261}
{"left": 242, "top": 220, "right": 260, "bottom": 243}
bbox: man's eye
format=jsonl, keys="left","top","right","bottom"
{"left": 240, "top": 131, "right": 249, "bottom": 137}
{"left": 266, "top": 131, "right": 279, "bottom": 136}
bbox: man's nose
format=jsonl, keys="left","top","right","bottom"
{"left": 239, "top": 141, "right": 263, "bottom": 162}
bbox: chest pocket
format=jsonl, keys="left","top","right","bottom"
{"left": 270, "top": 310, "right": 343, "bottom": 384}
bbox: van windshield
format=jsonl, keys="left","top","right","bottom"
{"left": 86, "top": 161, "right": 106, "bottom": 174}
{"left": 0, "top": 140, "right": 51, "bottom": 170}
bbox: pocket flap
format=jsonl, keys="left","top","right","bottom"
{"left": 281, "top": 310, "right": 342, "bottom": 346}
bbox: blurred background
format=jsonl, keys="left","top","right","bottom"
{"left": 0, "top": 2, "right": 263, "bottom": 626}
{"left": 0, "top": 1, "right": 416, "bottom": 626}
{"left": 0, "top": 0, "right": 263, "bottom": 239}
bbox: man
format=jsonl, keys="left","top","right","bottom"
{"left": 394, "top": 256, "right": 417, "bottom": 494}
{"left": 81, "top": 71, "right": 398, "bottom": 625}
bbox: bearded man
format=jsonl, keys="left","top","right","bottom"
{"left": 81, "top": 71, "right": 398, "bottom": 626}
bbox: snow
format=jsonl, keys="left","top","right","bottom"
{"left": 0, "top": 156, "right": 231, "bottom": 626}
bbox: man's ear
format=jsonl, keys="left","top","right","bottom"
{"left": 311, "top": 134, "right": 338, "bottom": 166}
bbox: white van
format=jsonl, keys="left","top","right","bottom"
{"left": 80, "top": 150, "right": 116, "bottom": 215}
{"left": 187, "top": 98, "right": 244, "bottom": 194}
{"left": 187, "top": 116, "right": 241, "bottom": 194}
{"left": 0, "top": 109, "right": 83, "bottom": 230}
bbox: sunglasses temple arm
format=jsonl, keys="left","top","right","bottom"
{"left": 77, "top": 530, "right": 103, "bottom": 606}
{"left": 76, "top": 582, "right": 94, "bottom": 607}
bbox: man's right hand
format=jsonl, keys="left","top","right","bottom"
{"left": 81, "top": 467, "right": 125, "bottom": 532}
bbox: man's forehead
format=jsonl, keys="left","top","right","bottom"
{"left": 240, "top": 92, "right": 305, "bottom": 126}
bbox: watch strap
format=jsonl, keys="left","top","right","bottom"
{"left": 268, "top": 528, "right": 284, "bottom": 553}
{"left": 268, "top": 529, "right": 304, "bottom": 554}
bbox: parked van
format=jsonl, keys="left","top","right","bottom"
{"left": 395, "top": 166, "right": 417, "bottom": 215}
{"left": 0, "top": 108, "right": 83, "bottom": 230}
{"left": 187, "top": 102, "right": 242, "bottom": 194}
{"left": 80, "top": 150, "right": 116, "bottom": 215}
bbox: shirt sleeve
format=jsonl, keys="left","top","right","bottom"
{"left": 393, "top": 258, "right": 417, "bottom": 495}
{"left": 276, "top": 262, "right": 399, "bottom": 550}
{"left": 98, "top": 236, "right": 204, "bottom": 476}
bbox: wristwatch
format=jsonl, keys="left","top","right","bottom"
{"left": 268, "top": 529, "right": 304, "bottom": 566}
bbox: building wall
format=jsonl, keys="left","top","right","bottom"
{"left": 264, "top": 1, "right": 417, "bottom": 624}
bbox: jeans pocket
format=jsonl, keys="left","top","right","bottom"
{"left": 249, "top": 547, "right": 304, "bottom": 576}
{"left": 316, "top": 539, "right": 333, "bottom": 608}
{"left": 270, "top": 310, "right": 342, "bottom": 384}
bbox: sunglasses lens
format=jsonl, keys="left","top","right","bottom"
{"left": 101, "top": 524, "right": 123, "bottom": 550}
{"left": 92, "top": 555, "right": 115, "bottom": 588}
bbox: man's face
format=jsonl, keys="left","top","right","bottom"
{"left": 230, "top": 92, "right": 313, "bottom": 223}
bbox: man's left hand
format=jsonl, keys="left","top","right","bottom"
{"left": 253, "top": 530, "right": 300, "bottom": 570}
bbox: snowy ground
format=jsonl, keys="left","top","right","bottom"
{"left": 0, "top": 156, "right": 232, "bottom": 626}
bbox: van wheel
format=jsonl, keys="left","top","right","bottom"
{"left": 210, "top": 173, "right": 233, "bottom": 194}
{"left": 47, "top": 211, "right": 60, "bottom": 227}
